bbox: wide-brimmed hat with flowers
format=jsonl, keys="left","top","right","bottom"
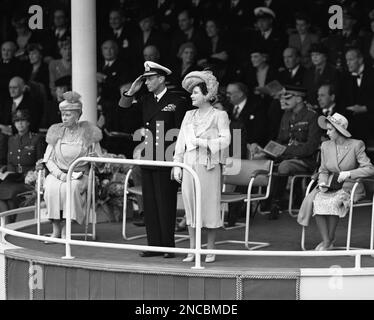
{"left": 182, "top": 70, "right": 219, "bottom": 101}
{"left": 318, "top": 112, "right": 351, "bottom": 138}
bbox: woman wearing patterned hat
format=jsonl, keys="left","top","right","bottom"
{"left": 42, "top": 91, "right": 102, "bottom": 239}
{"left": 0, "top": 109, "right": 44, "bottom": 223}
{"left": 297, "top": 113, "right": 374, "bottom": 250}
{"left": 173, "top": 71, "right": 231, "bottom": 263}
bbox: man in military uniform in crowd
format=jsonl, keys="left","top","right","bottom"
{"left": 254, "top": 85, "right": 322, "bottom": 219}
{"left": 0, "top": 109, "right": 44, "bottom": 223}
{"left": 119, "top": 61, "right": 188, "bottom": 258}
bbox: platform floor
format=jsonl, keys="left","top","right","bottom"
{"left": 5, "top": 205, "right": 374, "bottom": 273}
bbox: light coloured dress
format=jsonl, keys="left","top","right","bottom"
{"left": 298, "top": 139, "right": 374, "bottom": 227}
{"left": 43, "top": 121, "right": 102, "bottom": 224}
{"left": 313, "top": 189, "right": 350, "bottom": 218}
{"left": 174, "top": 107, "right": 230, "bottom": 228}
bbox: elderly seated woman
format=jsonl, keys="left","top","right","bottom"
{"left": 0, "top": 109, "right": 44, "bottom": 223}
{"left": 297, "top": 113, "right": 374, "bottom": 250}
{"left": 42, "top": 91, "right": 102, "bottom": 239}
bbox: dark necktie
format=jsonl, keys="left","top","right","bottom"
{"left": 12, "top": 101, "right": 17, "bottom": 112}
{"left": 233, "top": 105, "right": 240, "bottom": 119}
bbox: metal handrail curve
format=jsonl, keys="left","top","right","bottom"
{"left": 1, "top": 157, "right": 374, "bottom": 270}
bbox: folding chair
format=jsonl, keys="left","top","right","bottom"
{"left": 36, "top": 162, "right": 97, "bottom": 240}
{"left": 287, "top": 173, "right": 313, "bottom": 218}
{"left": 215, "top": 158, "right": 274, "bottom": 250}
{"left": 122, "top": 167, "right": 147, "bottom": 240}
{"left": 301, "top": 174, "right": 374, "bottom": 251}
{"left": 287, "top": 150, "right": 321, "bottom": 218}
{"left": 122, "top": 167, "right": 189, "bottom": 243}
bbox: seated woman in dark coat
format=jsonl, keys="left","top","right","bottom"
{"left": 0, "top": 109, "right": 44, "bottom": 222}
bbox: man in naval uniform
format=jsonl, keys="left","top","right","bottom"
{"left": 119, "top": 61, "right": 188, "bottom": 258}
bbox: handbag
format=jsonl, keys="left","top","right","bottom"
{"left": 325, "top": 173, "right": 344, "bottom": 191}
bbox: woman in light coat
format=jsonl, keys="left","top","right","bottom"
{"left": 43, "top": 91, "right": 102, "bottom": 239}
{"left": 297, "top": 113, "right": 374, "bottom": 250}
{"left": 173, "top": 71, "right": 230, "bottom": 263}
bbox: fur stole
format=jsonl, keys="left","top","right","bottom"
{"left": 46, "top": 121, "right": 103, "bottom": 147}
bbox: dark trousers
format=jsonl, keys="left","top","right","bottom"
{"left": 269, "top": 159, "right": 310, "bottom": 207}
{"left": 141, "top": 168, "right": 178, "bottom": 248}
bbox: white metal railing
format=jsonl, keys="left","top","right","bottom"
{"left": 1, "top": 157, "right": 374, "bottom": 270}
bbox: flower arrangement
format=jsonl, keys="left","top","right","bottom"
{"left": 17, "top": 159, "right": 44, "bottom": 207}
{"left": 93, "top": 151, "right": 132, "bottom": 223}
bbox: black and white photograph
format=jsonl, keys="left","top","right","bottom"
{"left": 1, "top": 0, "right": 374, "bottom": 304}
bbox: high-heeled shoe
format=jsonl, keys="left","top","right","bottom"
{"left": 316, "top": 242, "right": 334, "bottom": 251}
{"left": 315, "top": 242, "right": 324, "bottom": 251}
{"left": 182, "top": 254, "right": 195, "bottom": 262}
{"left": 205, "top": 254, "right": 216, "bottom": 263}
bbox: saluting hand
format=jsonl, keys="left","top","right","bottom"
{"left": 126, "top": 75, "right": 144, "bottom": 96}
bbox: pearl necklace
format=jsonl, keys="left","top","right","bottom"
{"left": 64, "top": 126, "right": 80, "bottom": 142}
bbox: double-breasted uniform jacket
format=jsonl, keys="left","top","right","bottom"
{"left": 298, "top": 139, "right": 374, "bottom": 226}
{"left": 276, "top": 105, "right": 322, "bottom": 169}
{"left": 134, "top": 89, "right": 188, "bottom": 248}
{"left": 140, "top": 90, "right": 188, "bottom": 164}
{"left": 0, "top": 132, "right": 44, "bottom": 201}
{"left": 7, "top": 132, "right": 44, "bottom": 174}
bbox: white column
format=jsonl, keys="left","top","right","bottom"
{"left": 71, "top": 0, "right": 97, "bottom": 123}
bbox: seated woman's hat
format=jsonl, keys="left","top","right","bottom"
{"left": 12, "top": 109, "right": 31, "bottom": 123}
{"left": 182, "top": 70, "right": 219, "bottom": 101}
{"left": 318, "top": 112, "right": 351, "bottom": 138}
{"left": 59, "top": 91, "right": 82, "bottom": 112}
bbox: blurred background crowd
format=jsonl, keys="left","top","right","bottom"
{"left": 1, "top": 0, "right": 374, "bottom": 162}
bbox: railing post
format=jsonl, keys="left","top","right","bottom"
{"left": 0, "top": 217, "right": 5, "bottom": 243}
{"left": 192, "top": 166, "right": 203, "bottom": 270}
{"left": 354, "top": 254, "right": 361, "bottom": 269}
{"left": 36, "top": 170, "right": 42, "bottom": 236}
{"left": 62, "top": 166, "right": 74, "bottom": 260}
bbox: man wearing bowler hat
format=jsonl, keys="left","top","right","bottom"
{"left": 119, "top": 61, "right": 188, "bottom": 258}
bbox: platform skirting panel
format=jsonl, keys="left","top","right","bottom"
{"left": 5, "top": 257, "right": 300, "bottom": 300}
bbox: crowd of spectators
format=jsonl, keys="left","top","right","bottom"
{"left": 1, "top": 0, "right": 374, "bottom": 219}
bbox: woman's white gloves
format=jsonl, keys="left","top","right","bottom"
{"left": 338, "top": 171, "right": 350, "bottom": 183}
{"left": 173, "top": 167, "right": 182, "bottom": 183}
{"left": 191, "top": 137, "right": 208, "bottom": 148}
